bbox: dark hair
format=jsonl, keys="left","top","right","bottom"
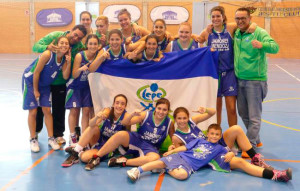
{"left": 72, "top": 24, "right": 87, "bottom": 36}
{"left": 173, "top": 107, "right": 189, "bottom": 119}
{"left": 210, "top": 6, "right": 227, "bottom": 24}
{"left": 108, "top": 29, "right": 123, "bottom": 40}
{"left": 108, "top": 94, "right": 128, "bottom": 125}
{"left": 207, "top": 123, "right": 222, "bottom": 133}
{"left": 155, "top": 98, "right": 170, "bottom": 111}
{"left": 80, "top": 11, "right": 92, "bottom": 20}
{"left": 236, "top": 7, "right": 251, "bottom": 17}
{"left": 153, "top": 19, "right": 166, "bottom": 28}
{"left": 145, "top": 34, "right": 159, "bottom": 44}
{"left": 117, "top": 9, "right": 131, "bottom": 20}
{"left": 85, "top": 34, "right": 100, "bottom": 46}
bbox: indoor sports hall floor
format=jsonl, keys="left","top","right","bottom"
{"left": 0, "top": 54, "right": 299, "bottom": 191}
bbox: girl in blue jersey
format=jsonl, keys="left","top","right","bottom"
{"left": 198, "top": 6, "right": 256, "bottom": 128}
{"left": 117, "top": 9, "right": 150, "bottom": 44}
{"left": 127, "top": 34, "right": 163, "bottom": 62}
{"left": 22, "top": 36, "right": 71, "bottom": 152}
{"left": 89, "top": 29, "right": 143, "bottom": 72}
{"left": 62, "top": 94, "right": 130, "bottom": 167}
{"left": 165, "top": 22, "right": 200, "bottom": 52}
{"left": 134, "top": 19, "right": 174, "bottom": 55}
{"left": 83, "top": 98, "right": 175, "bottom": 171}
{"left": 199, "top": 6, "right": 238, "bottom": 128}
{"left": 65, "top": 34, "right": 100, "bottom": 145}
{"left": 170, "top": 107, "right": 273, "bottom": 170}
{"left": 127, "top": 124, "right": 292, "bottom": 182}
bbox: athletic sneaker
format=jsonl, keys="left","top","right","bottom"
{"left": 108, "top": 156, "right": 127, "bottom": 167}
{"left": 85, "top": 155, "right": 100, "bottom": 171}
{"left": 48, "top": 137, "right": 60, "bottom": 150}
{"left": 251, "top": 153, "right": 274, "bottom": 170}
{"left": 69, "top": 134, "right": 77, "bottom": 145}
{"left": 30, "top": 138, "right": 40, "bottom": 153}
{"left": 61, "top": 149, "right": 79, "bottom": 167}
{"left": 127, "top": 167, "right": 140, "bottom": 182}
{"left": 64, "top": 145, "right": 75, "bottom": 154}
{"left": 272, "top": 168, "right": 292, "bottom": 182}
{"left": 56, "top": 137, "right": 66, "bottom": 144}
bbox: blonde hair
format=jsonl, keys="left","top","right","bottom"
{"left": 96, "top": 15, "right": 109, "bottom": 25}
{"left": 179, "top": 22, "right": 192, "bottom": 31}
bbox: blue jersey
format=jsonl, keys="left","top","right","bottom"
{"left": 98, "top": 110, "right": 127, "bottom": 145}
{"left": 141, "top": 49, "right": 159, "bottom": 62}
{"left": 122, "top": 25, "right": 141, "bottom": 43}
{"left": 157, "top": 37, "right": 170, "bottom": 51}
{"left": 179, "top": 138, "right": 228, "bottom": 171}
{"left": 67, "top": 51, "right": 97, "bottom": 89}
{"left": 137, "top": 111, "right": 171, "bottom": 148}
{"left": 23, "top": 51, "right": 65, "bottom": 87}
{"left": 104, "top": 45, "right": 126, "bottom": 60}
{"left": 170, "top": 39, "right": 199, "bottom": 52}
{"left": 207, "top": 24, "right": 234, "bottom": 72}
{"left": 174, "top": 119, "right": 206, "bottom": 145}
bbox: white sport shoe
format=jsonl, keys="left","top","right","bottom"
{"left": 48, "top": 137, "right": 60, "bottom": 150}
{"left": 30, "top": 138, "right": 40, "bottom": 153}
{"left": 127, "top": 167, "right": 140, "bottom": 182}
{"left": 56, "top": 137, "right": 66, "bottom": 144}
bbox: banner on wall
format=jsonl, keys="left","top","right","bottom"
{"left": 252, "top": 7, "right": 300, "bottom": 17}
{"left": 150, "top": 6, "right": 189, "bottom": 24}
{"left": 36, "top": 8, "right": 73, "bottom": 27}
{"left": 103, "top": 5, "right": 141, "bottom": 23}
{"left": 88, "top": 47, "right": 219, "bottom": 130}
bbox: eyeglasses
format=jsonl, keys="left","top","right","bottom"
{"left": 235, "top": 17, "right": 248, "bottom": 21}
{"left": 96, "top": 25, "right": 105, "bottom": 28}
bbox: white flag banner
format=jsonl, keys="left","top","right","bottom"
{"left": 89, "top": 47, "right": 219, "bottom": 130}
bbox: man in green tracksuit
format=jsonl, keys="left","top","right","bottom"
{"left": 233, "top": 8, "right": 279, "bottom": 150}
{"left": 33, "top": 25, "right": 87, "bottom": 144}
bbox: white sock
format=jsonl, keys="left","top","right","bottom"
{"left": 74, "top": 144, "right": 83, "bottom": 153}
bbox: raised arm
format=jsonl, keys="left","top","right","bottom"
{"left": 122, "top": 109, "right": 146, "bottom": 126}
{"left": 62, "top": 49, "right": 72, "bottom": 80}
{"left": 191, "top": 107, "right": 216, "bottom": 124}
{"left": 72, "top": 53, "right": 86, "bottom": 79}
{"left": 132, "top": 23, "right": 151, "bottom": 37}
{"left": 89, "top": 48, "right": 110, "bottom": 73}
{"left": 89, "top": 108, "right": 110, "bottom": 127}
{"left": 32, "top": 31, "right": 62, "bottom": 53}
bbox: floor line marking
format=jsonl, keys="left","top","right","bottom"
{"left": 262, "top": 98, "right": 300, "bottom": 132}
{"left": 262, "top": 119, "right": 300, "bottom": 132}
{"left": 154, "top": 173, "right": 165, "bottom": 191}
{"left": 275, "top": 64, "right": 300, "bottom": 82}
{"left": 0, "top": 150, "right": 54, "bottom": 191}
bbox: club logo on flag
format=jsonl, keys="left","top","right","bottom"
{"left": 136, "top": 83, "right": 166, "bottom": 111}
